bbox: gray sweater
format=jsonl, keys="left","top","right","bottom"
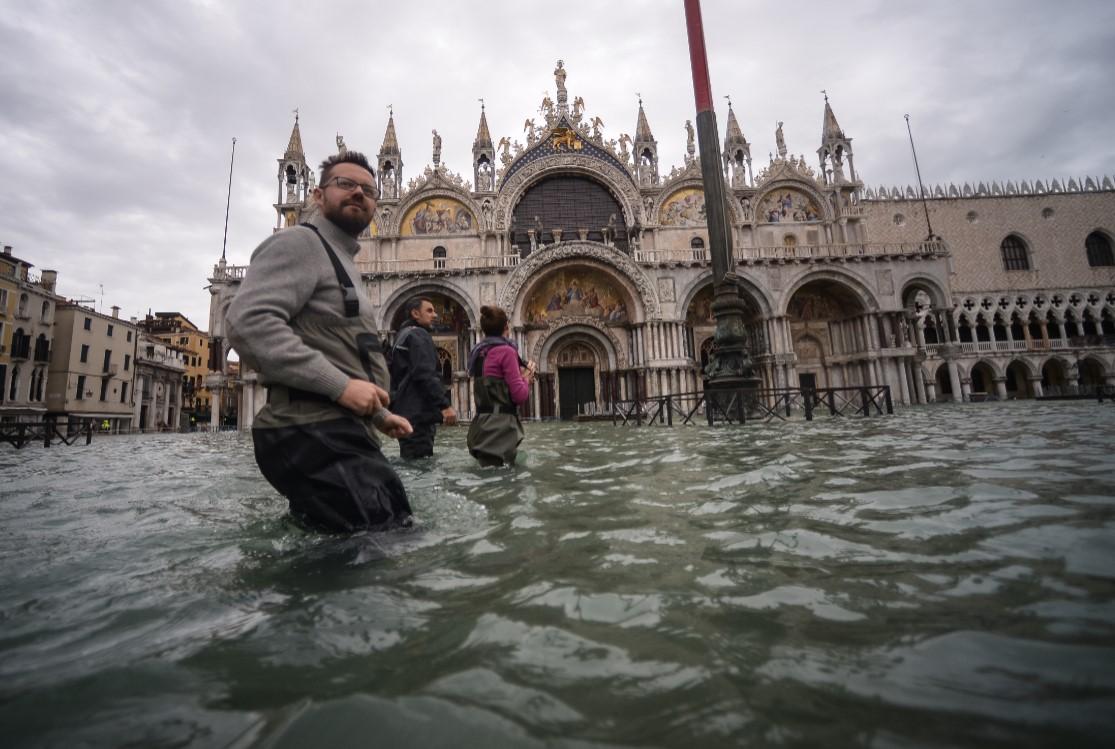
{"left": 226, "top": 215, "right": 370, "bottom": 400}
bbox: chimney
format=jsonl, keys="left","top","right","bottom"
{"left": 40, "top": 269, "right": 57, "bottom": 292}
{"left": 2, "top": 245, "right": 11, "bottom": 255}
{"left": 111, "top": 305, "right": 120, "bottom": 318}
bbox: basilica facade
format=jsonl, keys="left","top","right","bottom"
{"left": 208, "top": 62, "right": 1115, "bottom": 426}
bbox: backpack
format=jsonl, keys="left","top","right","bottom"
{"left": 386, "top": 326, "right": 419, "bottom": 398}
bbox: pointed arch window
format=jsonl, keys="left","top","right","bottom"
{"left": 1000, "top": 235, "right": 1030, "bottom": 271}
{"left": 1085, "top": 231, "right": 1114, "bottom": 267}
{"left": 433, "top": 246, "right": 447, "bottom": 270}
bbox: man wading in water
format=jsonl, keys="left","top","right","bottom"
{"left": 227, "top": 151, "right": 415, "bottom": 532}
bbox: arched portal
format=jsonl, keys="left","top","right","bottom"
{"left": 1042, "top": 358, "right": 1069, "bottom": 395}
{"left": 535, "top": 324, "right": 622, "bottom": 420}
{"left": 1005, "top": 360, "right": 1033, "bottom": 399}
{"left": 934, "top": 362, "right": 953, "bottom": 401}
{"left": 969, "top": 361, "right": 996, "bottom": 398}
{"left": 1078, "top": 358, "right": 1106, "bottom": 392}
{"left": 521, "top": 263, "right": 634, "bottom": 420}
{"left": 786, "top": 278, "right": 868, "bottom": 389}
{"left": 683, "top": 282, "right": 765, "bottom": 363}
{"left": 390, "top": 293, "right": 472, "bottom": 382}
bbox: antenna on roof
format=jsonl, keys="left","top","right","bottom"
{"left": 221, "top": 137, "right": 237, "bottom": 262}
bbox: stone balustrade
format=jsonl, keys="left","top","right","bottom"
{"left": 212, "top": 240, "right": 948, "bottom": 280}
{"left": 356, "top": 254, "right": 521, "bottom": 275}
{"left": 634, "top": 240, "right": 948, "bottom": 265}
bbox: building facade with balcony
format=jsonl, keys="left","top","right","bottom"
{"left": 0, "top": 245, "right": 62, "bottom": 422}
{"left": 208, "top": 62, "right": 1115, "bottom": 424}
{"left": 133, "top": 334, "right": 186, "bottom": 431}
{"left": 45, "top": 303, "right": 138, "bottom": 430}
{"left": 137, "top": 312, "right": 214, "bottom": 425}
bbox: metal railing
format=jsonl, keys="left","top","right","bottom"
{"left": 611, "top": 385, "right": 894, "bottom": 426}
{"left": 0, "top": 417, "right": 94, "bottom": 449}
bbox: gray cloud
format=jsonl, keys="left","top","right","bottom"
{"left": 1, "top": 0, "right": 1112, "bottom": 328}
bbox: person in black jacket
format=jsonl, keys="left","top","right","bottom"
{"left": 390, "top": 297, "right": 458, "bottom": 458}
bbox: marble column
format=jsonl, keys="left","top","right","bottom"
{"left": 912, "top": 360, "right": 927, "bottom": 404}
{"left": 947, "top": 360, "right": 963, "bottom": 403}
{"left": 993, "top": 377, "right": 1008, "bottom": 400}
{"left": 1028, "top": 376, "right": 1044, "bottom": 399}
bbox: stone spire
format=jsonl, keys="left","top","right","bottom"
{"left": 817, "top": 92, "right": 856, "bottom": 185}
{"left": 722, "top": 98, "right": 752, "bottom": 187}
{"left": 635, "top": 97, "right": 655, "bottom": 142}
{"left": 379, "top": 109, "right": 401, "bottom": 157}
{"left": 472, "top": 100, "right": 496, "bottom": 193}
{"left": 275, "top": 110, "right": 311, "bottom": 231}
{"left": 377, "top": 107, "right": 403, "bottom": 200}
{"left": 822, "top": 96, "right": 845, "bottom": 142}
{"left": 474, "top": 103, "right": 493, "bottom": 149}
{"left": 633, "top": 96, "right": 658, "bottom": 187}
{"left": 284, "top": 110, "right": 305, "bottom": 160}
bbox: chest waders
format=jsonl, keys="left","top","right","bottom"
{"left": 466, "top": 346, "right": 525, "bottom": 467}
{"left": 251, "top": 224, "right": 413, "bottom": 532}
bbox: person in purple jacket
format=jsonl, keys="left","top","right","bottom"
{"left": 466, "top": 305, "right": 535, "bottom": 467}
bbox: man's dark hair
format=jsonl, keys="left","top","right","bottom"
{"left": 319, "top": 151, "right": 375, "bottom": 186}
{"left": 405, "top": 297, "right": 432, "bottom": 318}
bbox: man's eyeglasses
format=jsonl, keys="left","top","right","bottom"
{"left": 323, "top": 176, "right": 379, "bottom": 199}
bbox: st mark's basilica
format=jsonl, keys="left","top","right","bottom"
{"left": 208, "top": 61, "right": 1115, "bottom": 426}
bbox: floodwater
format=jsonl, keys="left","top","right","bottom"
{"left": 2, "top": 401, "right": 1115, "bottom": 748}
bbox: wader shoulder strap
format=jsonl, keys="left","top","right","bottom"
{"left": 302, "top": 223, "right": 359, "bottom": 318}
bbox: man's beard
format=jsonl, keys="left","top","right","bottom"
{"left": 326, "top": 202, "right": 372, "bottom": 236}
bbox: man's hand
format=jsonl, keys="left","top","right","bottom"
{"left": 441, "top": 406, "right": 458, "bottom": 426}
{"left": 377, "top": 413, "right": 413, "bottom": 439}
{"left": 336, "top": 379, "right": 390, "bottom": 416}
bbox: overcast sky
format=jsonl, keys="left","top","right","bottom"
{"left": 2, "top": 0, "right": 1113, "bottom": 330}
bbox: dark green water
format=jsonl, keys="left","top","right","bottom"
{"left": 2, "top": 402, "right": 1115, "bottom": 748}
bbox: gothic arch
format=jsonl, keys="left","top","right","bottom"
{"left": 678, "top": 271, "right": 774, "bottom": 319}
{"left": 495, "top": 156, "right": 640, "bottom": 230}
{"left": 900, "top": 275, "right": 950, "bottom": 310}
{"left": 1077, "top": 354, "right": 1110, "bottom": 377}
{"left": 387, "top": 185, "right": 485, "bottom": 236}
{"left": 780, "top": 268, "right": 880, "bottom": 316}
{"left": 964, "top": 358, "right": 1004, "bottom": 380}
{"left": 1005, "top": 357, "right": 1039, "bottom": 378}
{"left": 753, "top": 177, "right": 835, "bottom": 225}
{"left": 378, "top": 279, "right": 478, "bottom": 331}
{"left": 498, "top": 241, "right": 659, "bottom": 319}
{"left": 531, "top": 320, "right": 625, "bottom": 373}
{"left": 649, "top": 175, "right": 743, "bottom": 227}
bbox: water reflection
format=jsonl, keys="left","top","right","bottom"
{"left": 2, "top": 402, "right": 1114, "bottom": 747}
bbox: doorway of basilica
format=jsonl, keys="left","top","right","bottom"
{"left": 553, "top": 340, "right": 598, "bottom": 419}
{"left": 786, "top": 279, "right": 868, "bottom": 389}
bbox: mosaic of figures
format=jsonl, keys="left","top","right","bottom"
{"left": 759, "top": 188, "right": 821, "bottom": 223}
{"left": 788, "top": 291, "right": 841, "bottom": 321}
{"left": 391, "top": 293, "right": 469, "bottom": 335}
{"left": 524, "top": 268, "right": 629, "bottom": 324}
{"left": 400, "top": 198, "right": 474, "bottom": 236}
{"left": 659, "top": 188, "right": 706, "bottom": 226}
{"left": 686, "top": 285, "right": 716, "bottom": 326}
